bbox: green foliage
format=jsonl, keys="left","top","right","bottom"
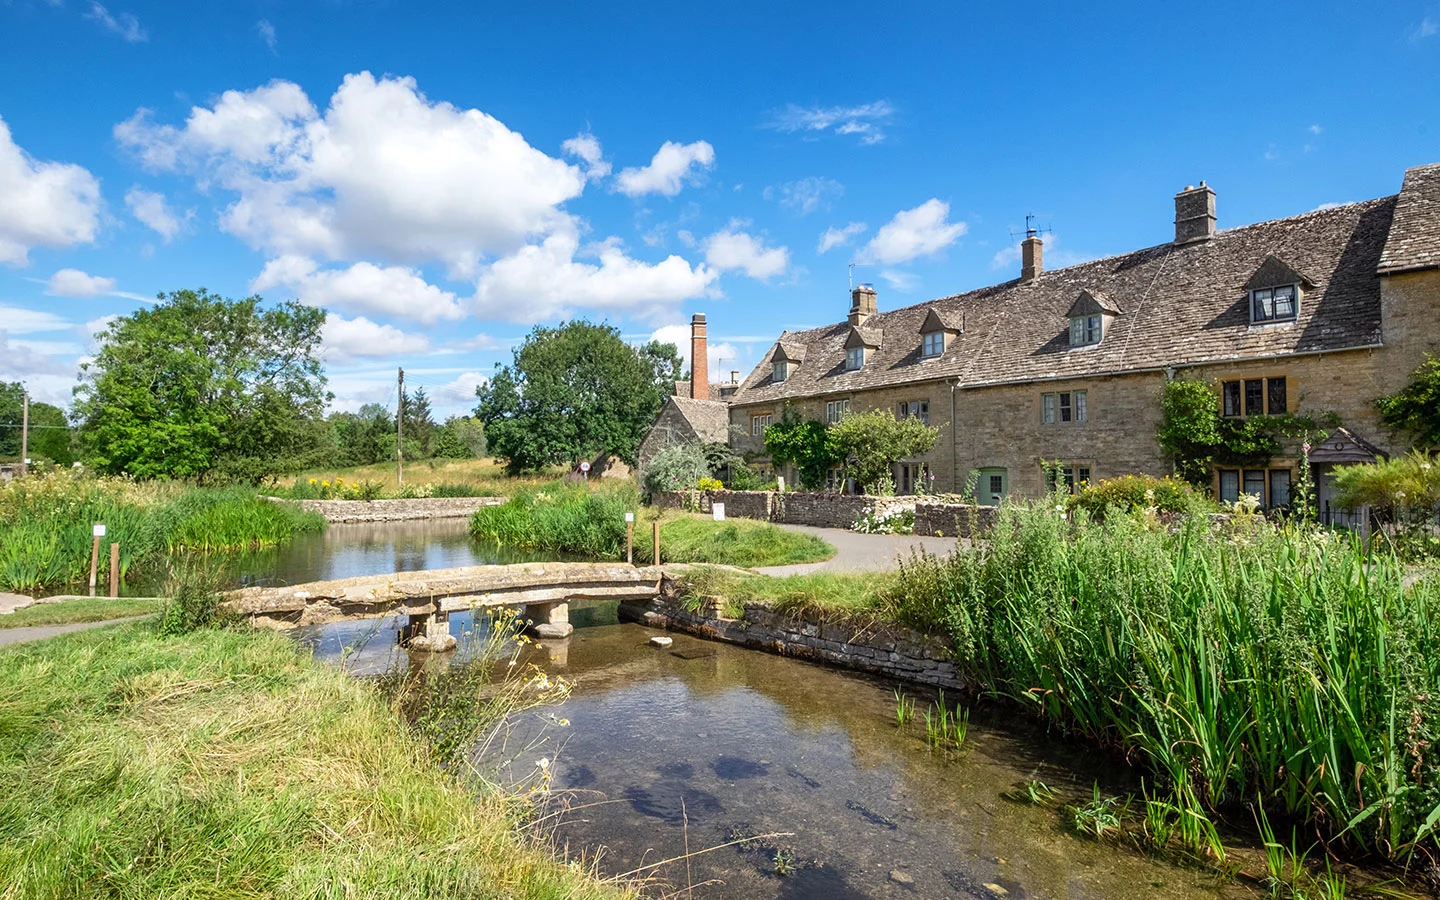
{"left": 327, "top": 403, "right": 396, "bottom": 467}
{"left": 641, "top": 443, "right": 709, "bottom": 496}
{"left": 763, "top": 406, "right": 842, "bottom": 490}
{"left": 435, "top": 416, "right": 487, "bottom": 459}
{"left": 1333, "top": 451, "right": 1440, "bottom": 559}
{"left": 724, "top": 460, "right": 766, "bottom": 491}
{"left": 0, "top": 384, "right": 73, "bottom": 465}
{"left": 402, "top": 387, "right": 437, "bottom": 457}
{"left": 828, "top": 408, "right": 941, "bottom": 494}
{"left": 73, "top": 289, "right": 329, "bottom": 483}
{"left": 1377, "top": 353, "right": 1440, "bottom": 449}
{"left": 696, "top": 476, "right": 724, "bottom": 491}
{"left": 476, "top": 321, "right": 670, "bottom": 474}
{"left": 157, "top": 556, "right": 233, "bottom": 635}
{"left": 1069, "top": 474, "right": 1203, "bottom": 517}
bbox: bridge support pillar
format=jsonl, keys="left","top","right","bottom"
{"left": 400, "top": 609, "right": 457, "bottom": 652}
{"left": 524, "top": 601, "right": 573, "bottom": 639}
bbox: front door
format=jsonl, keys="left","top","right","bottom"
{"left": 977, "top": 467, "right": 1007, "bottom": 506}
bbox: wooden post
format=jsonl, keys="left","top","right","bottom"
{"left": 626, "top": 518, "right": 634, "bottom": 565}
{"left": 88, "top": 525, "right": 101, "bottom": 597}
{"left": 109, "top": 543, "right": 120, "bottom": 598}
{"left": 19, "top": 389, "right": 28, "bottom": 478}
{"left": 652, "top": 520, "right": 660, "bottom": 565}
{"left": 397, "top": 367, "right": 405, "bottom": 486}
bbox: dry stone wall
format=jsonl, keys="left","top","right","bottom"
{"left": 268, "top": 496, "right": 504, "bottom": 524}
{"left": 651, "top": 489, "right": 996, "bottom": 537}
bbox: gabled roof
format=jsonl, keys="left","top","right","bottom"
{"left": 772, "top": 340, "right": 807, "bottom": 363}
{"left": 1378, "top": 163, "right": 1440, "bottom": 275}
{"left": 1064, "top": 289, "right": 1122, "bottom": 318}
{"left": 844, "top": 325, "right": 883, "bottom": 349}
{"left": 1309, "top": 426, "right": 1385, "bottom": 464}
{"left": 663, "top": 395, "right": 731, "bottom": 444}
{"left": 1244, "top": 254, "right": 1315, "bottom": 290}
{"left": 730, "top": 194, "right": 1397, "bottom": 405}
{"left": 920, "top": 308, "right": 964, "bottom": 333}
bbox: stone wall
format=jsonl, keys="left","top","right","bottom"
{"left": 651, "top": 489, "right": 995, "bottom": 537}
{"left": 912, "top": 503, "right": 996, "bottom": 538}
{"left": 621, "top": 584, "right": 970, "bottom": 691}
{"left": 268, "top": 496, "right": 504, "bottom": 524}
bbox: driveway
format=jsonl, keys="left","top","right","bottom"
{"left": 757, "top": 524, "right": 959, "bottom": 576}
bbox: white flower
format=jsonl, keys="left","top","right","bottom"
{"left": 536, "top": 757, "right": 551, "bottom": 770}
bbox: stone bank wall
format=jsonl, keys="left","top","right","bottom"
{"left": 652, "top": 490, "right": 996, "bottom": 537}
{"left": 267, "top": 496, "right": 504, "bottom": 524}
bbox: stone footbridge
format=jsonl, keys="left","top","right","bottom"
{"left": 228, "top": 562, "right": 667, "bottom": 650}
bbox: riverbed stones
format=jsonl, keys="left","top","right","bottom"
{"left": 533, "top": 622, "right": 575, "bottom": 639}
{"left": 889, "top": 870, "right": 914, "bottom": 886}
{"left": 649, "top": 635, "right": 673, "bottom": 648}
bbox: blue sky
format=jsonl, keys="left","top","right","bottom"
{"left": 2, "top": 0, "right": 1438, "bottom": 416}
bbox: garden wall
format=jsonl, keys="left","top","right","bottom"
{"left": 651, "top": 490, "right": 997, "bottom": 537}
{"left": 266, "top": 496, "right": 504, "bottom": 524}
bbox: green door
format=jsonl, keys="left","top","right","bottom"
{"left": 977, "top": 468, "right": 1007, "bottom": 506}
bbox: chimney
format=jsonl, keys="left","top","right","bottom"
{"left": 1174, "top": 181, "right": 1216, "bottom": 244}
{"left": 849, "top": 284, "right": 877, "bottom": 326}
{"left": 1021, "top": 235, "right": 1043, "bottom": 282}
{"left": 690, "top": 313, "right": 708, "bottom": 401}
{"left": 730, "top": 370, "right": 739, "bottom": 384}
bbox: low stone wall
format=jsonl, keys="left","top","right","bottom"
{"left": 652, "top": 489, "right": 997, "bottom": 537}
{"left": 267, "top": 496, "right": 504, "bottom": 524}
{"left": 622, "top": 582, "right": 969, "bottom": 691}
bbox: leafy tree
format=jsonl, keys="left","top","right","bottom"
{"left": 74, "top": 289, "right": 329, "bottom": 482}
{"left": 640, "top": 339, "right": 685, "bottom": 397}
{"left": 328, "top": 404, "right": 395, "bottom": 467}
{"left": 435, "top": 416, "right": 487, "bottom": 459}
{"left": 764, "top": 405, "right": 842, "bottom": 490}
{"left": 475, "top": 320, "right": 668, "bottom": 473}
{"left": 1376, "top": 354, "right": 1440, "bottom": 450}
{"left": 828, "top": 408, "right": 940, "bottom": 494}
{"left": 0, "top": 384, "right": 71, "bottom": 464}
{"left": 641, "top": 443, "right": 709, "bottom": 495}
{"left": 402, "top": 387, "right": 437, "bottom": 457}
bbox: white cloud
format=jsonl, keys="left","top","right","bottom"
{"left": 818, "top": 221, "right": 867, "bottom": 254}
{"left": 766, "top": 101, "right": 893, "bottom": 144}
{"left": 0, "top": 305, "right": 72, "bottom": 333}
{"left": 252, "top": 256, "right": 466, "bottom": 325}
{"left": 1411, "top": 15, "right": 1438, "bottom": 40}
{"left": 0, "top": 116, "right": 102, "bottom": 266}
{"left": 764, "top": 176, "right": 843, "bottom": 215}
{"left": 431, "top": 371, "right": 487, "bottom": 409}
{"left": 856, "top": 199, "right": 966, "bottom": 265}
{"left": 562, "top": 132, "right": 611, "bottom": 180}
{"left": 473, "top": 231, "right": 717, "bottom": 323}
{"left": 116, "top": 73, "right": 587, "bottom": 276}
{"left": 256, "top": 19, "right": 276, "bottom": 51}
{"left": 85, "top": 2, "right": 147, "bottom": 42}
{"left": 124, "top": 188, "right": 189, "bottom": 241}
{"left": 648, "top": 323, "right": 741, "bottom": 380}
{"left": 45, "top": 268, "right": 116, "bottom": 297}
{"left": 879, "top": 270, "right": 920, "bottom": 293}
{"left": 1308, "top": 124, "right": 1323, "bottom": 135}
{"left": 0, "top": 330, "right": 76, "bottom": 405}
{"left": 615, "top": 140, "right": 715, "bottom": 198}
{"left": 703, "top": 225, "right": 789, "bottom": 280}
{"left": 321, "top": 313, "right": 429, "bottom": 363}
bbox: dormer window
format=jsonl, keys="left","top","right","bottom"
{"left": 1250, "top": 284, "right": 1298, "bottom": 323}
{"left": 843, "top": 325, "right": 881, "bottom": 372}
{"left": 1069, "top": 315, "right": 1103, "bottom": 346}
{"left": 773, "top": 360, "right": 789, "bottom": 382}
{"left": 921, "top": 331, "right": 945, "bottom": 358}
{"left": 845, "top": 346, "right": 865, "bottom": 370}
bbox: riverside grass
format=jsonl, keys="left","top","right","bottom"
{"left": 676, "top": 503, "right": 1440, "bottom": 862}
{"left": 0, "top": 596, "right": 164, "bottom": 628}
{"left": 470, "top": 482, "right": 835, "bottom": 568}
{"left": 0, "top": 470, "right": 322, "bottom": 593}
{"left": 0, "top": 623, "right": 631, "bottom": 900}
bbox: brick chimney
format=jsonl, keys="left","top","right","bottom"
{"left": 690, "top": 313, "right": 708, "bottom": 400}
{"left": 1021, "top": 235, "right": 1043, "bottom": 282}
{"left": 1174, "top": 181, "right": 1216, "bottom": 244}
{"left": 849, "top": 284, "right": 877, "bottom": 326}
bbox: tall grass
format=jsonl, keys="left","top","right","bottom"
{"left": 885, "top": 501, "right": 1440, "bottom": 860}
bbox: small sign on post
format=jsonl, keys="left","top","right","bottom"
{"left": 776, "top": 476, "right": 785, "bottom": 493}
{"left": 712, "top": 502, "right": 726, "bottom": 521}
{"left": 579, "top": 460, "right": 591, "bottom": 481}
{"left": 625, "top": 512, "right": 635, "bottom": 564}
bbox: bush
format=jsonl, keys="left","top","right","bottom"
{"left": 1333, "top": 451, "right": 1440, "bottom": 559}
{"left": 157, "top": 557, "right": 233, "bottom": 635}
{"left": 696, "top": 477, "right": 724, "bottom": 491}
{"left": 1069, "top": 474, "right": 1201, "bottom": 517}
{"left": 724, "top": 460, "right": 765, "bottom": 491}
{"left": 641, "top": 444, "right": 709, "bottom": 496}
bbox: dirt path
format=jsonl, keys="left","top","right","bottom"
{"left": 756, "top": 525, "right": 958, "bottom": 576}
{"left": 0, "top": 616, "right": 153, "bottom": 649}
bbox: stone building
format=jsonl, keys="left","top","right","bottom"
{"left": 716, "top": 162, "right": 1440, "bottom": 507}
{"left": 636, "top": 314, "right": 733, "bottom": 472}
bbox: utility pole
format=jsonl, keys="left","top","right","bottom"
{"left": 19, "top": 389, "right": 28, "bottom": 478}
{"left": 396, "top": 367, "right": 405, "bottom": 486}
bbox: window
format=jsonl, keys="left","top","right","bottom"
{"left": 1218, "top": 469, "right": 1240, "bottom": 503}
{"left": 825, "top": 399, "right": 850, "bottom": 424}
{"left": 1221, "top": 377, "right": 1287, "bottom": 418}
{"left": 772, "top": 360, "right": 789, "bottom": 382}
{"left": 1045, "top": 464, "right": 1092, "bottom": 494}
{"left": 1042, "top": 390, "right": 1087, "bottom": 424}
{"left": 922, "top": 331, "right": 945, "bottom": 358}
{"left": 825, "top": 467, "right": 851, "bottom": 493}
{"left": 1069, "top": 314, "right": 1103, "bottom": 346}
{"left": 897, "top": 462, "right": 930, "bottom": 495}
{"left": 1251, "top": 284, "right": 1298, "bottom": 323}
{"left": 750, "top": 414, "right": 772, "bottom": 436}
{"left": 1269, "top": 470, "right": 1292, "bottom": 508}
{"left": 845, "top": 346, "right": 865, "bottom": 370}
{"left": 1244, "top": 469, "right": 1265, "bottom": 500}
{"left": 977, "top": 467, "right": 1007, "bottom": 506}
{"left": 1218, "top": 467, "right": 1293, "bottom": 508}
{"left": 897, "top": 400, "right": 930, "bottom": 425}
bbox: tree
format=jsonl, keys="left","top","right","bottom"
{"left": 640, "top": 340, "right": 685, "bottom": 397}
{"left": 74, "top": 289, "right": 329, "bottom": 482}
{"left": 475, "top": 321, "right": 668, "bottom": 474}
{"left": 1, "top": 383, "right": 76, "bottom": 466}
{"left": 435, "top": 416, "right": 486, "bottom": 459}
{"left": 828, "top": 408, "right": 940, "bottom": 494}
{"left": 764, "top": 405, "right": 842, "bottom": 490}
{"left": 403, "top": 387, "right": 437, "bottom": 457}
{"left": 1376, "top": 354, "right": 1440, "bottom": 450}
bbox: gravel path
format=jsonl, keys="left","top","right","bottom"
{"left": 0, "top": 616, "right": 153, "bottom": 649}
{"left": 756, "top": 524, "right": 958, "bottom": 576}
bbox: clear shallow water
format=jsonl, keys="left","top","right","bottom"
{"left": 299, "top": 615, "right": 1257, "bottom": 900}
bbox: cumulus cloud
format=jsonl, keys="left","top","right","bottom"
{"left": 124, "top": 187, "right": 189, "bottom": 241}
{"left": 766, "top": 101, "right": 893, "bottom": 145}
{"left": 615, "top": 140, "right": 715, "bottom": 197}
{"left": 252, "top": 256, "right": 466, "bottom": 325}
{"left": 45, "top": 268, "right": 116, "bottom": 297}
{"left": 321, "top": 313, "right": 430, "bottom": 363}
{"left": 86, "top": 2, "right": 147, "bottom": 42}
{"left": 431, "top": 371, "right": 488, "bottom": 409}
{"left": 818, "top": 221, "right": 867, "bottom": 254}
{"left": 702, "top": 224, "right": 789, "bottom": 280}
{"left": 0, "top": 305, "right": 72, "bottom": 334}
{"left": 0, "top": 116, "right": 102, "bottom": 266}
{"left": 879, "top": 269, "right": 920, "bottom": 293}
{"left": 562, "top": 132, "right": 611, "bottom": 180}
{"left": 256, "top": 19, "right": 276, "bottom": 51}
{"left": 764, "top": 176, "right": 843, "bottom": 215}
{"left": 0, "top": 330, "right": 76, "bottom": 403}
{"left": 856, "top": 199, "right": 966, "bottom": 265}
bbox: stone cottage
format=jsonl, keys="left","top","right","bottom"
{"left": 637, "top": 314, "right": 734, "bottom": 472}
{"left": 708, "top": 162, "right": 1440, "bottom": 508}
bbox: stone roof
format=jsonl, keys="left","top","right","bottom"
{"left": 665, "top": 395, "right": 731, "bottom": 444}
{"left": 732, "top": 194, "right": 1399, "bottom": 405}
{"left": 1379, "top": 163, "right": 1440, "bottom": 275}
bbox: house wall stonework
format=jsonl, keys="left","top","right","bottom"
{"left": 638, "top": 402, "right": 698, "bottom": 472}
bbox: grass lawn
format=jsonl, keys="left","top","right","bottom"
{"left": 0, "top": 596, "right": 165, "bottom": 628}
{"left": 653, "top": 510, "right": 836, "bottom": 568}
{"left": 672, "top": 565, "right": 894, "bottom": 622}
{"left": 281, "top": 457, "right": 563, "bottom": 497}
{"left": 0, "top": 623, "right": 630, "bottom": 900}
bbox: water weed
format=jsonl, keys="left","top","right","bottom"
{"left": 894, "top": 689, "right": 915, "bottom": 726}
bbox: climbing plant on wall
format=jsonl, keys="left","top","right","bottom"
{"left": 763, "top": 405, "right": 842, "bottom": 490}
{"left": 1376, "top": 353, "right": 1440, "bottom": 450}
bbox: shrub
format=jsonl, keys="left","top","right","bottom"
{"left": 853, "top": 503, "right": 915, "bottom": 534}
{"left": 696, "top": 477, "right": 724, "bottom": 491}
{"left": 641, "top": 444, "right": 709, "bottom": 496}
{"left": 724, "top": 460, "right": 765, "bottom": 491}
{"left": 1069, "top": 474, "right": 1201, "bottom": 517}
{"left": 157, "top": 557, "right": 233, "bottom": 635}
{"left": 1333, "top": 451, "right": 1440, "bottom": 559}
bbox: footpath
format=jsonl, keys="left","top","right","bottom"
{"left": 757, "top": 524, "right": 958, "bottom": 576}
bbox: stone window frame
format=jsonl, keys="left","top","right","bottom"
{"left": 1045, "top": 462, "right": 1093, "bottom": 495}
{"left": 845, "top": 346, "right": 865, "bottom": 371}
{"left": 1220, "top": 376, "right": 1287, "bottom": 418}
{"left": 921, "top": 330, "right": 945, "bottom": 358}
{"left": 897, "top": 399, "right": 930, "bottom": 426}
{"left": 1250, "top": 283, "right": 1299, "bottom": 324}
{"left": 751, "top": 413, "right": 773, "bottom": 436}
{"left": 1041, "top": 390, "right": 1088, "bottom": 424}
{"left": 772, "top": 360, "right": 789, "bottom": 383}
{"left": 1217, "top": 465, "right": 1293, "bottom": 509}
{"left": 825, "top": 398, "right": 851, "bottom": 424}
{"left": 1068, "top": 314, "right": 1103, "bottom": 347}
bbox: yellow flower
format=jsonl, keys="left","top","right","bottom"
{"left": 308, "top": 478, "right": 317, "bottom": 485}
{"left": 322, "top": 480, "right": 330, "bottom": 488}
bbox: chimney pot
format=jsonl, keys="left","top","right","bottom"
{"left": 1174, "top": 182, "right": 1217, "bottom": 244}
{"left": 730, "top": 370, "right": 738, "bottom": 384}
{"left": 1021, "top": 235, "right": 1043, "bottom": 282}
{"left": 849, "top": 284, "right": 878, "bottom": 326}
{"left": 690, "top": 313, "right": 709, "bottom": 401}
